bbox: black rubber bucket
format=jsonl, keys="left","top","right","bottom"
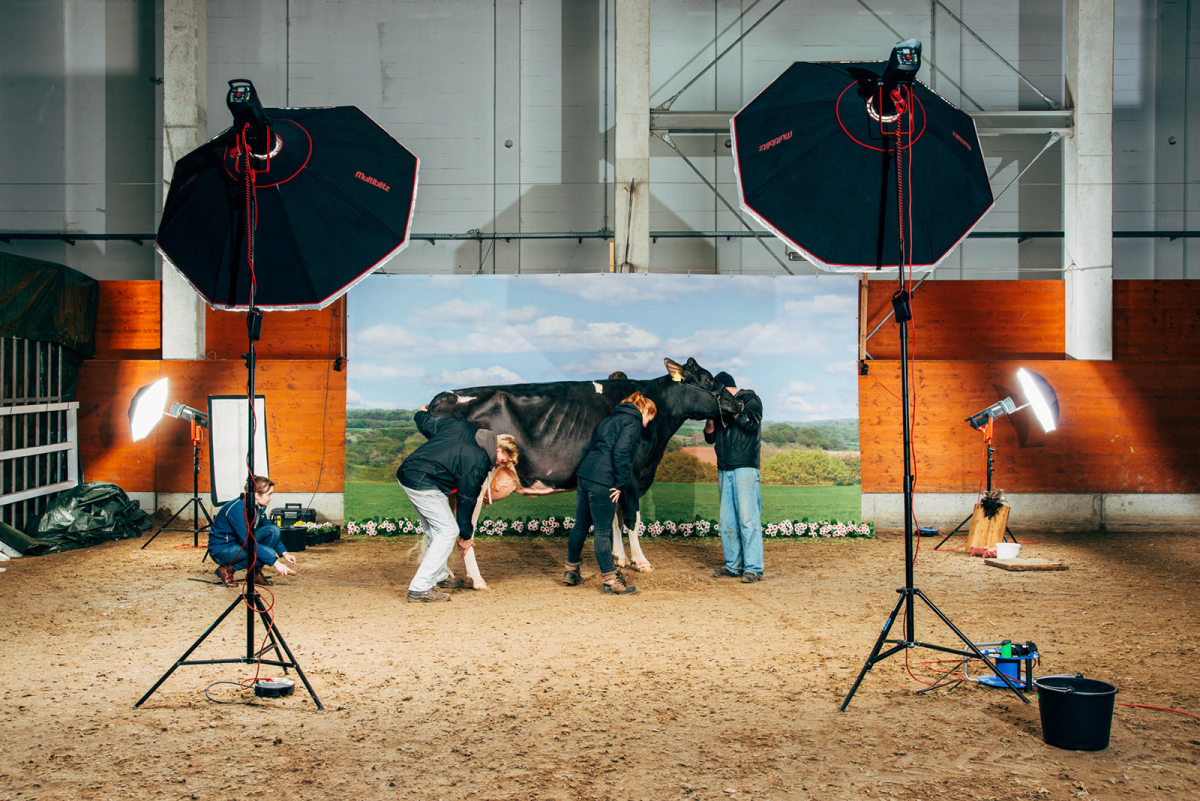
{"left": 1034, "top": 674, "right": 1118, "bottom": 751}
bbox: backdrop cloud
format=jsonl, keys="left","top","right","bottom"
{"left": 348, "top": 274, "right": 858, "bottom": 422}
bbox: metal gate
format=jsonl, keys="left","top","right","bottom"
{"left": 0, "top": 336, "right": 80, "bottom": 533}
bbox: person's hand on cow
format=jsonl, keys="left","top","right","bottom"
{"left": 458, "top": 536, "right": 474, "bottom": 555}
{"left": 704, "top": 419, "right": 715, "bottom": 434}
{"left": 609, "top": 487, "right": 621, "bottom": 503}
{"left": 419, "top": 404, "right": 428, "bottom": 412}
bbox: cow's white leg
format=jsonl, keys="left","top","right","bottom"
{"left": 611, "top": 508, "right": 630, "bottom": 568}
{"left": 628, "top": 511, "right": 653, "bottom": 572}
{"left": 460, "top": 470, "right": 494, "bottom": 589}
{"left": 462, "top": 547, "right": 487, "bottom": 590}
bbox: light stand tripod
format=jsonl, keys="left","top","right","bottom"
{"left": 141, "top": 418, "right": 213, "bottom": 550}
{"left": 840, "top": 54, "right": 1028, "bottom": 710}
{"left": 933, "top": 417, "right": 1015, "bottom": 550}
{"left": 138, "top": 84, "right": 322, "bottom": 709}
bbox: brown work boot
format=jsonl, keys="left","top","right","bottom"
{"left": 601, "top": 570, "right": 637, "bottom": 595}
{"left": 215, "top": 564, "right": 237, "bottom": 588}
{"left": 253, "top": 565, "right": 273, "bottom": 586}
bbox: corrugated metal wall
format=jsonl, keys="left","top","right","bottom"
{"left": 0, "top": 0, "right": 1196, "bottom": 278}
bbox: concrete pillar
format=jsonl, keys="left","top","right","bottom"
{"left": 614, "top": 0, "right": 649, "bottom": 273}
{"left": 1063, "top": 0, "right": 1114, "bottom": 360}
{"left": 160, "top": 0, "right": 207, "bottom": 359}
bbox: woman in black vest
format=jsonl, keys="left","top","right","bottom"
{"left": 564, "top": 391, "right": 656, "bottom": 594}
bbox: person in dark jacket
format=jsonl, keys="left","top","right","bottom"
{"left": 398, "top": 405, "right": 520, "bottom": 602}
{"left": 563, "top": 392, "right": 657, "bottom": 594}
{"left": 704, "top": 372, "right": 765, "bottom": 582}
{"left": 208, "top": 476, "right": 296, "bottom": 588}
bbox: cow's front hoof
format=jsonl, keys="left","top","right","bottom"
{"left": 614, "top": 555, "right": 629, "bottom": 568}
{"left": 633, "top": 561, "right": 653, "bottom": 573}
{"left": 470, "top": 580, "right": 490, "bottom": 591}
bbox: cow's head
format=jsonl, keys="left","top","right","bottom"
{"left": 664, "top": 357, "right": 743, "bottom": 419}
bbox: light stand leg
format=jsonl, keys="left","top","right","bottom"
{"left": 141, "top": 437, "right": 212, "bottom": 550}
{"left": 840, "top": 589, "right": 908, "bottom": 711}
{"left": 135, "top": 589, "right": 322, "bottom": 708}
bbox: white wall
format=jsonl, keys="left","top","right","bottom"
{"left": 0, "top": 0, "right": 1196, "bottom": 279}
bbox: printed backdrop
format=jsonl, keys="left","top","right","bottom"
{"left": 347, "top": 273, "right": 858, "bottom": 419}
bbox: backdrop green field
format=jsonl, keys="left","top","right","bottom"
{"left": 345, "top": 481, "right": 864, "bottom": 523}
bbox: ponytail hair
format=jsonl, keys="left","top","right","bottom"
{"left": 246, "top": 476, "right": 274, "bottom": 495}
{"left": 622, "top": 391, "right": 657, "bottom": 420}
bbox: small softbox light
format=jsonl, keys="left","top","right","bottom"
{"left": 207, "top": 395, "right": 268, "bottom": 506}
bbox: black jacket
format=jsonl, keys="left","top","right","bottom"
{"left": 704, "top": 389, "right": 762, "bottom": 470}
{"left": 397, "top": 411, "right": 494, "bottom": 540}
{"left": 576, "top": 402, "right": 643, "bottom": 491}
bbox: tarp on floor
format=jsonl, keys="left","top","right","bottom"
{"left": 27, "top": 482, "right": 151, "bottom": 553}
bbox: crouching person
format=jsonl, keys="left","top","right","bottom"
{"left": 398, "top": 405, "right": 520, "bottom": 602}
{"left": 209, "top": 476, "right": 297, "bottom": 587}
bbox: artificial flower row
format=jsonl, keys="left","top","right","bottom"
{"left": 344, "top": 516, "right": 873, "bottom": 539}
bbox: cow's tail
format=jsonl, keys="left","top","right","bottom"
{"left": 407, "top": 537, "right": 428, "bottom": 563}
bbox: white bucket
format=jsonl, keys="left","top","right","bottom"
{"left": 995, "top": 542, "right": 1021, "bottom": 559}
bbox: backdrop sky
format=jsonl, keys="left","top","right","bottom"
{"left": 347, "top": 274, "right": 858, "bottom": 422}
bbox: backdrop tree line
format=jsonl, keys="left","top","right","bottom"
{"left": 347, "top": 410, "right": 859, "bottom": 486}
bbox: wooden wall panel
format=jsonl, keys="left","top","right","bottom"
{"left": 76, "top": 359, "right": 344, "bottom": 494}
{"left": 1114, "top": 280, "right": 1200, "bottom": 361}
{"left": 205, "top": 298, "right": 345, "bottom": 360}
{"left": 864, "top": 280, "right": 1064, "bottom": 361}
{"left": 76, "top": 360, "right": 162, "bottom": 489}
{"left": 860, "top": 361, "right": 1200, "bottom": 494}
{"left": 94, "top": 281, "right": 160, "bottom": 359}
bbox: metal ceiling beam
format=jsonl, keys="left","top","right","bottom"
{"left": 650, "top": 109, "right": 1074, "bottom": 136}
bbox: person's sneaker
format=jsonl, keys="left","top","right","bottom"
{"left": 436, "top": 577, "right": 466, "bottom": 589}
{"left": 740, "top": 572, "right": 763, "bottom": 583}
{"left": 712, "top": 566, "right": 743, "bottom": 578}
{"left": 407, "top": 588, "right": 451, "bottom": 602}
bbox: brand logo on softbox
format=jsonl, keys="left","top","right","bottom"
{"left": 758, "top": 130, "right": 793, "bottom": 152}
{"left": 355, "top": 171, "right": 391, "bottom": 191}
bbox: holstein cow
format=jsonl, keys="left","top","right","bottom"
{"left": 426, "top": 357, "right": 741, "bottom": 582}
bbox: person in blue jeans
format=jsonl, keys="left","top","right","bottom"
{"left": 208, "top": 476, "right": 296, "bottom": 587}
{"left": 564, "top": 391, "right": 656, "bottom": 595}
{"left": 704, "top": 372, "right": 764, "bottom": 582}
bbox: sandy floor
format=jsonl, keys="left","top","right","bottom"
{"left": 1, "top": 525, "right": 1198, "bottom": 801}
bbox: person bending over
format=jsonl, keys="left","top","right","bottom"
{"left": 564, "top": 391, "right": 656, "bottom": 595}
{"left": 397, "top": 406, "right": 520, "bottom": 602}
{"left": 704, "top": 372, "right": 764, "bottom": 583}
{"left": 208, "top": 476, "right": 296, "bottom": 588}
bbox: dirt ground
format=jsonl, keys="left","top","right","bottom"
{"left": 1, "top": 525, "right": 1198, "bottom": 801}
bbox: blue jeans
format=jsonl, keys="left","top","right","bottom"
{"left": 210, "top": 524, "right": 286, "bottom": 572}
{"left": 718, "top": 467, "right": 763, "bottom": 575}
{"left": 567, "top": 480, "right": 617, "bottom": 575}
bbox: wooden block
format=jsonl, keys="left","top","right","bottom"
{"left": 965, "top": 504, "right": 1008, "bottom": 548}
{"left": 984, "top": 558, "right": 1068, "bottom": 571}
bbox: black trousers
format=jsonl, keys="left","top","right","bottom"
{"left": 567, "top": 480, "right": 617, "bottom": 574}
